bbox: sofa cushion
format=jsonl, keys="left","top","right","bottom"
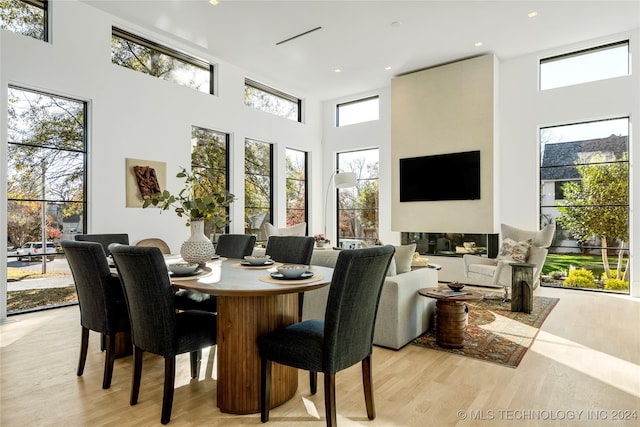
{"left": 265, "top": 222, "right": 307, "bottom": 237}
{"left": 393, "top": 244, "right": 416, "bottom": 274}
{"left": 497, "top": 238, "right": 532, "bottom": 263}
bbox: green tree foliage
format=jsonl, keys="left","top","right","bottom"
{"left": 285, "top": 151, "right": 306, "bottom": 226}
{"left": 556, "top": 154, "right": 629, "bottom": 281}
{"left": 244, "top": 140, "right": 271, "bottom": 234}
{"left": 0, "top": 0, "right": 45, "bottom": 40}
{"left": 244, "top": 85, "right": 298, "bottom": 121}
{"left": 111, "top": 34, "right": 209, "bottom": 92}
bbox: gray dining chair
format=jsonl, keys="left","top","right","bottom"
{"left": 110, "top": 244, "right": 217, "bottom": 425}
{"left": 214, "top": 234, "right": 256, "bottom": 258}
{"left": 258, "top": 245, "right": 395, "bottom": 426}
{"left": 75, "top": 233, "right": 129, "bottom": 256}
{"left": 265, "top": 235, "right": 315, "bottom": 320}
{"left": 61, "top": 239, "right": 130, "bottom": 389}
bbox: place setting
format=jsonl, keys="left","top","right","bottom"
{"left": 233, "top": 255, "right": 281, "bottom": 269}
{"left": 259, "top": 264, "right": 322, "bottom": 284}
{"left": 166, "top": 261, "right": 212, "bottom": 280}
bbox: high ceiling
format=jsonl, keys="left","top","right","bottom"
{"left": 81, "top": 1, "right": 640, "bottom": 100}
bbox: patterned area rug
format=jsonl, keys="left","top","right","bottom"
{"left": 412, "top": 296, "right": 559, "bottom": 368}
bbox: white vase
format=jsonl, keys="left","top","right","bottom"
{"left": 180, "top": 218, "right": 215, "bottom": 266}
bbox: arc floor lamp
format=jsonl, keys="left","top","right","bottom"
{"left": 323, "top": 169, "right": 357, "bottom": 242}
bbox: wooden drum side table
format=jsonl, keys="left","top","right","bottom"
{"left": 418, "top": 289, "right": 484, "bottom": 348}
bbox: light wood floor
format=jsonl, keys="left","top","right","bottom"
{"left": 1, "top": 286, "right": 638, "bottom": 427}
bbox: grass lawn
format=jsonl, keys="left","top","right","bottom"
{"left": 543, "top": 254, "right": 624, "bottom": 276}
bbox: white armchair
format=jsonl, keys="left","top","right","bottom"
{"left": 463, "top": 223, "right": 555, "bottom": 289}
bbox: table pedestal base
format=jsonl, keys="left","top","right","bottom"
{"left": 216, "top": 294, "right": 298, "bottom": 414}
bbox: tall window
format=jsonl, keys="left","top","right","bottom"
{"left": 285, "top": 148, "right": 307, "bottom": 227}
{"left": 244, "top": 79, "right": 301, "bottom": 122}
{"left": 0, "top": 0, "right": 47, "bottom": 41}
{"left": 245, "top": 139, "right": 272, "bottom": 242}
{"left": 540, "top": 117, "right": 629, "bottom": 293}
{"left": 191, "top": 126, "right": 229, "bottom": 236}
{"left": 540, "top": 41, "right": 629, "bottom": 90}
{"left": 336, "top": 96, "right": 379, "bottom": 127}
{"left": 7, "top": 86, "right": 87, "bottom": 313}
{"left": 337, "top": 148, "right": 379, "bottom": 247}
{"left": 111, "top": 27, "right": 214, "bottom": 94}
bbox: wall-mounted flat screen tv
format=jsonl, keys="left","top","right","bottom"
{"left": 400, "top": 150, "right": 480, "bottom": 202}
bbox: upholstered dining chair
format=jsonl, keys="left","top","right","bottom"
{"left": 174, "top": 234, "right": 256, "bottom": 313}
{"left": 61, "top": 240, "right": 130, "bottom": 389}
{"left": 214, "top": 233, "right": 256, "bottom": 258}
{"left": 75, "top": 233, "right": 129, "bottom": 256}
{"left": 135, "top": 238, "right": 171, "bottom": 254}
{"left": 463, "top": 223, "right": 556, "bottom": 290}
{"left": 265, "top": 235, "right": 315, "bottom": 320}
{"left": 109, "top": 245, "right": 217, "bottom": 425}
{"left": 257, "top": 245, "right": 395, "bottom": 426}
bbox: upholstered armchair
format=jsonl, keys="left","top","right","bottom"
{"left": 463, "top": 223, "right": 555, "bottom": 289}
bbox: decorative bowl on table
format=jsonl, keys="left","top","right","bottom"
{"left": 243, "top": 255, "right": 272, "bottom": 265}
{"left": 447, "top": 281, "right": 465, "bottom": 291}
{"left": 168, "top": 262, "right": 199, "bottom": 275}
{"left": 276, "top": 264, "right": 309, "bottom": 279}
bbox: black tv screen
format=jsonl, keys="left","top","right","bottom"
{"left": 400, "top": 150, "right": 480, "bottom": 201}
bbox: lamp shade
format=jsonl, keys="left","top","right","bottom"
{"left": 333, "top": 172, "right": 356, "bottom": 188}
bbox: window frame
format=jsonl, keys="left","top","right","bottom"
{"left": 244, "top": 138, "right": 273, "bottom": 242}
{"left": 1, "top": 0, "right": 48, "bottom": 41}
{"left": 539, "top": 40, "right": 629, "bottom": 90}
{"left": 285, "top": 148, "right": 308, "bottom": 229}
{"left": 190, "top": 125, "right": 230, "bottom": 235}
{"left": 336, "top": 148, "right": 379, "bottom": 247}
{"left": 111, "top": 27, "right": 215, "bottom": 95}
{"left": 244, "top": 78, "right": 302, "bottom": 122}
{"left": 336, "top": 95, "right": 379, "bottom": 127}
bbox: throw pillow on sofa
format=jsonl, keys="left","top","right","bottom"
{"left": 497, "top": 238, "right": 531, "bottom": 263}
{"left": 393, "top": 243, "right": 416, "bottom": 274}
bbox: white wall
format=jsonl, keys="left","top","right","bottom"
{"left": 0, "top": 0, "right": 324, "bottom": 320}
{"left": 321, "top": 87, "right": 397, "bottom": 246}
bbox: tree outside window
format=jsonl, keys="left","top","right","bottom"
{"left": 285, "top": 149, "right": 307, "bottom": 227}
{"left": 540, "top": 118, "right": 629, "bottom": 292}
{"left": 191, "top": 126, "right": 229, "bottom": 237}
{"left": 337, "top": 149, "right": 379, "bottom": 247}
{"left": 245, "top": 139, "right": 272, "bottom": 242}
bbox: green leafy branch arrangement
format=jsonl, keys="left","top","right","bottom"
{"left": 142, "top": 167, "right": 235, "bottom": 227}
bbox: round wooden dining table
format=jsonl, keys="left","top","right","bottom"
{"left": 171, "top": 258, "right": 334, "bottom": 415}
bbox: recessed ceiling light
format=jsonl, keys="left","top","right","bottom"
{"left": 334, "top": 68, "right": 342, "bottom": 73}
{"left": 385, "top": 66, "right": 392, "bottom": 71}
{"left": 390, "top": 21, "right": 402, "bottom": 27}
{"left": 528, "top": 11, "right": 538, "bottom": 18}
{"left": 209, "top": 0, "right": 219, "bottom": 5}
{"left": 474, "top": 42, "right": 483, "bottom": 47}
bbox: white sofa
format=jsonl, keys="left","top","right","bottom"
{"left": 302, "top": 248, "right": 438, "bottom": 350}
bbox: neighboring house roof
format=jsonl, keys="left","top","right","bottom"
{"left": 540, "top": 134, "right": 628, "bottom": 181}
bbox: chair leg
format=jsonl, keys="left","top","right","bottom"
{"left": 161, "top": 357, "right": 176, "bottom": 425}
{"left": 260, "top": 358, "right": 272, "bottom": 423}
{"left": 189, "top": 350, "right": 201, "bottom": 379}
{"left": 100, "top": 333, "right": 106, "bottom": 351}
{"left": 310, "top": 371, "right": 317, "bottom": 395}
{"left": 130, "top": 346, "right": 144, "bottom": 405}
{"left": 102, "top": 334, "right": 117, "bottom": 389}
{"left": 362, "top": 355, "right": 376, "bottom": 420}
{"left": 324, "top": 374, "right": 337, "bottom": 427}
{"left": 77, "top": 326, "right": 89, "bottom": 376}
